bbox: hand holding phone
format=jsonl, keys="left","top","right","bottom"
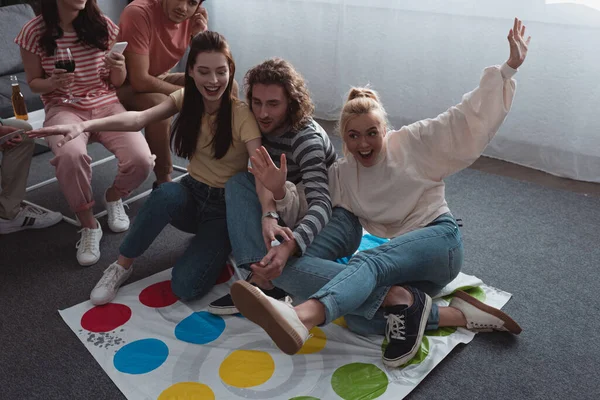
{"left": 0, "top": 129, "right": 25, "bottom": 146}
{"left": 109, "top": 41, "right": 128, "bottom": 55}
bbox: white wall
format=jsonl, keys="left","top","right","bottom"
{"left": 209, "top": 0, "right": 600, "bottom": 182}
{"left": 97, "top": 0, "right": 128, "bottom": 24}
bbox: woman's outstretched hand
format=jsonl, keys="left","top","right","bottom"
{"left": 507, "top": 17, "right": 531, "bottom": 70}
{"left": 28, "top": 123, "right": 84, "bottom": 147}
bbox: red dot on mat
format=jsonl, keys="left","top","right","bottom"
{"left": 139, "top": 280, "right": 179, "bottom": 308}
{"left": 215, "top": 262, "right": 234, "bottom": 284}
{"left": 81, "top": 303, "right": 132, "bottom": 333}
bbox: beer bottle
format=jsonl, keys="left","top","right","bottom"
{"left": 10, "top": 75, "right": 28, "bottom": 121}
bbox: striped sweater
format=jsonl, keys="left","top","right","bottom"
{"left": 262, "top": 119, "right": 336, "bottom": 253}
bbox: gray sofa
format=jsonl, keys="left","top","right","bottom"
{"left": 0, "top": 3, "right": 44, "bottom": 119}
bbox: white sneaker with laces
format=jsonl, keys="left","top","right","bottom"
{"left": 103, "top": 190, "right": 130, "bottom": 233}
{"left": 0, "top": 205, "right": 62, "bottom": 234}
{"left": 90, "top": 262, "right": 133, "bottom": 305}
{"left": 450, "top": 290, "right": 522, "bottom": 334}
{"left": 230, "top": 280, "right": 310, "bottom": 355}
{"left": 76, "top": 219, "right": 103, "bottom": 266}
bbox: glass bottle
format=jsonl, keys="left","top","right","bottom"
{"left": 10, "top": 75, "right": 28, "bottom": 121}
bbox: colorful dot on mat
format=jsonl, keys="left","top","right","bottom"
{"left": 442, "top": 286, "right": 486, "bottom": 303}
{"left": 219, "top": 350, "right": 275, "bottom": 388}
{"left": 380, "top": 336, "right": 430, "bottom": 367}
{"left": 332, "top": 317, "right": 348, "bottom": 329}
{"left": 139, "top": 280, "right": 179, "bottom": 308}
{"left": 175, "top": 311, "right": 225, "bottom": 345}
{"left": 81, "top": 303, "right": 132, "bottom": 333}
{"left": 289, "top": 397, "right": 320, "bottom": 400}
{"left": 426, "top": 326, "right": 457, "bottom": 337}
{"left": 215, "top": 262, "right": 235, "bottom": 284}
{"left": 331, "top": 363, "right": 388, "bottom": 400}
{"left": 113, "top": 338, "right": 168, "bottom": 374}
{"left": 158, "top": 382, "right": 215, "bottom": 400}
{"left": 297, "top": 327, "right": 327, "bottom": 354}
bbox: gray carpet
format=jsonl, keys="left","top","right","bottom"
{"left": 1, "top": 142, "right": 599, "bottom": 399}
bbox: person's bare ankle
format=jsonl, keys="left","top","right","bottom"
{"left": 382, "top": 286, "right": 414, "bottom": 308}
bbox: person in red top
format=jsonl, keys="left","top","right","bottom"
{"left": 117, "top": 0, "right": 211, "bottom": 187}
{"left": 15, "top": 0, "right": 154, "bottom": 267}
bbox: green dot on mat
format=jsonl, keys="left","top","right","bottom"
{"left": 443, "top": 286, "right": 487, "bottom": 303}
{"left": 426, "top": 326, "right": 457, "bottom": 337}
{"left": 331, "top": 363, "right": 388, "bottom": 400}
{"left": 289, "top": 397, "right": 320, "bottom": 400}
{"left": 381, "top": 336, "right": 430, "bottom": 367}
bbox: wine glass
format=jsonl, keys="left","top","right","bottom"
{"left": 54, "top": 47, "right": 80, "bottom": 103}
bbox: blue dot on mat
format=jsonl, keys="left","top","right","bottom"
{"left": 175, "top": 311, "right": 226, "bottom": 344}
{"left": 113, "top": 338, "right": 168, "bottom": 374}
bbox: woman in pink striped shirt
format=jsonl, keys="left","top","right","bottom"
{"left": 16, "top": 0, "right": 154, "bottom": 266}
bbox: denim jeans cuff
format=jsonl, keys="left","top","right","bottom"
{"left": 425, "top": 304, "right": 440, "bottom": 331}
{"left": 310, "top": 293, "right": 340, "bottom": 326}
{"left": 364, "top": 286, "right": 390, "bottom": 320}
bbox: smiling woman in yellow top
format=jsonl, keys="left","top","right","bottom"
{"left": 31, "top": 31, "right": 262, "bottom": 305}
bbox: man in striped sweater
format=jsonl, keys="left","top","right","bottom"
{"left": 209, "top": 58, "right": 363, "bottom": 315}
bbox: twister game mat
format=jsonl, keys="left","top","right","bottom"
{"left": 59, "top": 235, "right": 511, "bottom": 400}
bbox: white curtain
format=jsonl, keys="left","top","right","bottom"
{"left": 207, "top": 0, "right": 600, "bottom": 183}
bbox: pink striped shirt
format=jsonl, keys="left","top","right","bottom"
{"left": 15, "top": 15, "right": 120, "bottom": 110}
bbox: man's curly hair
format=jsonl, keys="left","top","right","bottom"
{"left": 244, "top": 58, "right": 315, "bottom": 131}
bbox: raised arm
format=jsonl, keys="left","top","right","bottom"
{"left": 28, "top": 97, "right": 178, "bottom": 146}
{"left": 405, "top": 18, "right": 530, "bottom": 181}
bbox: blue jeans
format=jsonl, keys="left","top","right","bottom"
{"left": 225, "top": 171, "right": 363, "bottom": 267}
{"left": 120, "top": 175, "right": 230, "bottom": 300}
{"left": 273, "top": 213, "right": 463, "bottom": 335}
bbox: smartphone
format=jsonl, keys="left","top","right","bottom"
{"left": 0, "top": 129, "right": 25, "bottom": 146}
{"left": 109, "top": 41, "right": 128, "bottom": 55}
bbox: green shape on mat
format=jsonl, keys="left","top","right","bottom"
{"left": 289, "top": 397, "right": 320, "bottom": 400}
{"left": 442, "top": 286, "right": 486, "bottom": 303}
{"left": 426, "top": 326, "right": 457, "bottom": 337}
{"left": 381, "top": 336, "right": 430, "bottom": 367}
{"left": 331, "top": 363, "right": 388, "bottom": 400}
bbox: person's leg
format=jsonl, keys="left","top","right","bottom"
{"left": 170, "top": 213, "right": 231, "bottom": 300}
{"left": 45, "top": 107, "right": 103, "bottom": 265}
{"left": 90, "top": 179, "right": 197, "bottom": 305}
{"left": 0, "top": 135, "right": 35, "bottom": 220}
{"left": 118, "top": 180, "right": 197, "bottom": 264}
{"left": 93, "top": 102, "right": 154, "bottom": 232}
{"left": 117, "top": 85, "right": 173, "bottom": 185}
{"left": 310, "top": 214, "right": 462, "bottom": 325}
{"left": 225, "top": 172, "right": 266, "bottom": 268}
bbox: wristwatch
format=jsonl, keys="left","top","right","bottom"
{"left": 262, "top": 211, "right": 280, "bottom": 220}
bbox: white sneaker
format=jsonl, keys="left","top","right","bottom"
{"left": 0, "top": 205, "right": 62, "bottom": 234}
{"left": 90, "top": 262, "right": 133, "bottom": 305}
{"left": 76, "top": 219, "right": 103, "bottom": 266}
{"left": 230, "top": 280, "right": 310, "bottom": 355}
{"left": 450, "top": 290, "right": 522, "bottom": 334}
{"left": 103, "top": 190, "right": 130, "bottom": 233}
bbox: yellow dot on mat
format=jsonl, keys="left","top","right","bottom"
{"left": 332, "top": 317, "right": 348, "bottom": 329}
{"left": 297, "top": 327, "right": 327, "bottom": 355}
{"left": 219, "top": 350, "right": 275, "bottom": 388}
{"left": 157, "top": 382, "right": 215, "bottom": 400}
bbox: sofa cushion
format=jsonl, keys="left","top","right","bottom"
{"left": 0, "top": 72, "right": 44, "bottom": 119}
{"left": 0, "top": 4, "right": 36, "bottom": 76}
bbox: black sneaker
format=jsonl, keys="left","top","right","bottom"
{"left": 382, "top": 286, "right": 432, "bottom": 368}
{"left": 208, "top": 284, "right": 290, "bottom": 315}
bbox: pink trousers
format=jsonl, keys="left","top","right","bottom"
{"left": 44, "top": 101, "right": 154, "bottom": 212}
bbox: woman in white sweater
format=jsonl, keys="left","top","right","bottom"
{"left": 231, "top": 18, "right": 531, "bottom": 367}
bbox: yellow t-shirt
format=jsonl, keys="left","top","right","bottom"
{"left": 169, "top": 89, "right": 261, "bottom": 188}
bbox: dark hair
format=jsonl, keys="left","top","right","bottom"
{"left": 171, "top": 31, "right": 236, "bottom": 160}
{"left": 244, "top": 58, "right": 314, "bottom": 132}
{"left": 39, "top": 0, "right": 109, "bottom": 57}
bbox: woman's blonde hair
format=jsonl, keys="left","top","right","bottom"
{"left": 338, "top": 87, "right": 388, "bottom": 136}
{"left": 337, "top": 87, "right": 388, "bottom": 155}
